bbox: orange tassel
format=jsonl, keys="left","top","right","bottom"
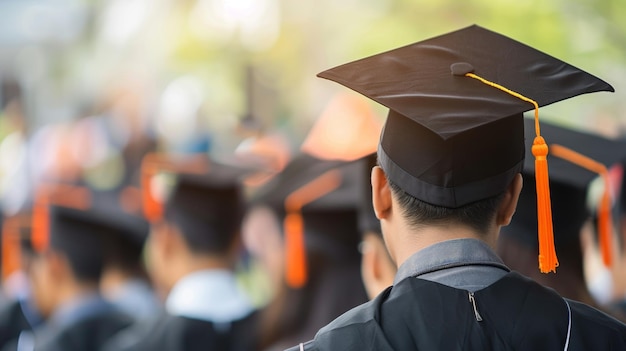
{"left": 284, "top": 213, "right": 307, "bottom": 288}
{"left": 141, "top": 163, "right": 163, "bottom": 222}
{"left": 550, "top": 144, "right": 613, "bottom": 267}
{"left": 598, "top": 188, "right": 613, "bottom": 266}
{"left": 464, "top": 72, "right": 557, "bottom": 273}
{"left": 32, "top": 190, "right": 51, "bottom": 253}
{"left": 140, "top": 153, "right": 211, "bottom": 222}
{"left": 31, "top": 183, "right": 91, "bottom": 253}
{"left": 533, "top": 137, "right": 557, "bottom": 273}
{"left": 283, "top": 169, "right": 342, "bottom": 289}
{"left": 1, "top": 217, "right": 21, "bottom": 281}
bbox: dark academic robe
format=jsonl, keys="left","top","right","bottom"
{"left": 287, "top": 272, "right": 626, "bottom": 351}
{"left": 32, "top": 297, "right": 132, "bottom": 351}
{"left": 103, "top": 312, "right": 259, "bottom": 351}
{"left": 0, "top": 300, "right": 38, "bottom": 348}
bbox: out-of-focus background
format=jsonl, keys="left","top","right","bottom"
{"left": 0, "top": 2, "right": 624, "bottom": 348}
{"left": 0, "top": 0, "right": 625, "bottom": 215}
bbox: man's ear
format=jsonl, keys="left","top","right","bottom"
{"left": 372, "top": 166, "right": 392, "bottom": 220}
{"left": 497, "top": 173, "right": 523, "bottom": 226}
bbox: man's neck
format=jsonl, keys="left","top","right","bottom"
{"left": 168, "top": 255, "right": 234, "bottom": 291}
{"left": 392, "top": 224, "right": 497, "bottom": 269}
{"left": 55, "top": 281, "right": 100, "bottom": 310}
{"left": 100, "top": 268, "right": 137, "bottom": 298}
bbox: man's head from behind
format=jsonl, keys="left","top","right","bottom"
{"left": 29, "top": 206, "right": 106, "bottom": 318}
{"left": 146, "top": 174, "right": 244, "bottom": 292}
{"left": 370, "top": 163, "right": 523, "bottom": 269}
{"left": 317, "top": 25, "right": 613, "bottom": 272}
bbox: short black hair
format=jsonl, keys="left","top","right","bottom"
{"left": 164, "top": 174, "right": 245, "bottom": 256}
{"left": 48, "top": 207, "right": 105, "bottom": 283}
{"left": 63, "top": 247, "right": 104, "bottom": 283}
{"left": 165, "top": 209, "right": 242, "bottom": 256}
{"left": 49, "top": 230, "right": 104, "bottom": 283}
{"left": 388, "top": 179, "right": 505, "bottom": 234}
{"left": 103, "top": 232, "right": 145, "bottom": 273}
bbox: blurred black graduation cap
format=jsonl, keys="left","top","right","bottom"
{"left": 87, "top": 190, "right": 150, "bottom": 270}
{"left": 32, "top": 182, "right": 149, "bottom": 281}
{"left": 162, "top": 160, "right": 251, "bottom": 254}
{"left": 92, "top": 189, "right": 150, "bottom": 248}
{"left": 318, "top": 24, "right": 613, "bottom": 209}
{"left": 252, "top": 153, "right": 363, "bottom": 288}
{"left": 500, "top": 119, "right": 626, "bottom": 264}
{"left": 48, "top": 205, "right": 117, "bottom": 281}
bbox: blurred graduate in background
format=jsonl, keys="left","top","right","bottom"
{"left": 250, "top": 154, "right": 368, "bottom": 350}
{"left": 104, "top": 155, "right": 259, "bottom": 351}
{"left": 19, "top": 186, "right": 134, "bottom": 351}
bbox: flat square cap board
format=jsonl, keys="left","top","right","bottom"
{"left": 318, "top": 24, "right": 614, "bottom": 208}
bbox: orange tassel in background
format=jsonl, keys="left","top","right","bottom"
{"left": 283, "top": 213, "right": 307, "bottom": 289}
{"left": 550, "top": 144, "right": 613, "bottom": 268}
{"left": 283, "top": 170, "right": 342, "bottom": 289}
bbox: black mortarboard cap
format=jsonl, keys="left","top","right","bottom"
{"left": 86, "top": 192, "right": 150, "bottom": 271}
{"left": 318, "top": 24, "right": 613, "bottom": 208}
{"left": 164, "top": 164, "right": 247, "bottom": 254}
{"left": 48, "top": 205, "right": 111, "bottom": 281}
{"left": 91, "top": 190, "right": 150, "bottom": 249}
{"left": 253, "top": 153, "right": 362, "bottom": 288}
{"left": 253, "top": 154, "right": 361, "bottom": 217}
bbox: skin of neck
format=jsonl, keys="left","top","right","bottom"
{"left": 166, "top": 253, "right": 234, "bottom": 289}
{"left": 100, "top": 266, "right": 139, "bottom": 298}
{"left": 148, "top": 223, "right": 239, "bottom": 294}
{"left": 387, "top": 220, "right": 499, "bottom": 269}
{"left": 371, "top": 166, "right": 522, "bottom": 269}
{"left": 54, "top": 274, "right": 100, "bottom": 310}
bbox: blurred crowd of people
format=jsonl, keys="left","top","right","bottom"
{"left": 0, "top": 25, "right": 625, "bottom": 350}
{"left": 0, "top": 72, "right": 386, "bottom": 350}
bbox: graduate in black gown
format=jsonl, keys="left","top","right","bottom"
{"left": 286, "top": 25, "right": 626, "bottom": 350}
{"left": 27, "top": 204, "right": 133, "bottom": 351}
{"left": 97, "top": 192, "right": 160, "bottom": 320}
{"left": 104, "top": 160, "right": 258, "bottom": 351}
{"left": 252, "top": 154, "right": 368, "bottom": 350}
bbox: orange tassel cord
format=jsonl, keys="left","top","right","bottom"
{"left": 283, "top": 169, "right": 342, "bottom": 289}
{"left": 550, "top": 144, "right": 613, "bottom": 267}
{"left": 465, "top": 72, "right": 557, "bottom": 273}
{"left": 31, "top": 183, "right": 91, "bottom": 253}
{"left": 140, "top": 153, "right": 210, "bottom": 222}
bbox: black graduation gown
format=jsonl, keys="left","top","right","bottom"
{"left": 33, "top": 310, "right": 132, "bottom": 351}
{"left": 0, "top": 300, "right": 34, "bottom": 348}
{"left": 287, "top": 272, "right": 626, "bottom": 350}
{"left": 103, "top": 311, "right": 259, "bottom": 351}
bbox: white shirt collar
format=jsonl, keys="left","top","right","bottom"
{"left": 165, "top": 269, "right": 254, "bottom": 323}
